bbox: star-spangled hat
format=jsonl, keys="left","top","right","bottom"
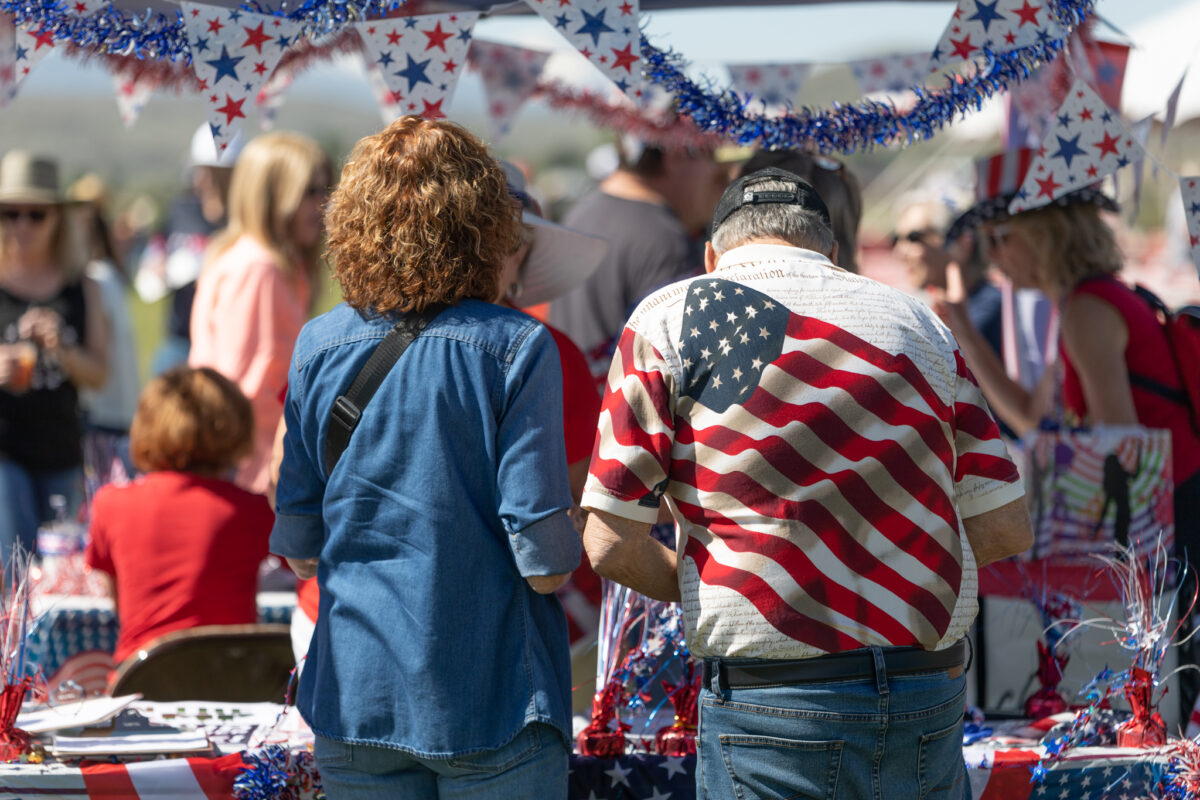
{"left": 726, "top": 63, "right": 810, "bottom": 111}
{"left": 181, "top": 2, "right": 302, "bottom": 155}
{"left": 1182, "top": 177, "right": 1200, "bottom": 278}
{"left": 928, "top": 0, "right": 1064, "bottom": 71}
{"left": 1008, "top": 78, "right": 1141, "bottom": 215}
{"left": 522, "top": 0, "right": 642, "bottom": 102}
{"left": 356, "top": 12, "right": 479, "bottom": 122}
{"left": 468, "top": 40, "right": 550, "bottom": 140}
{"left": 945, "top": 146, "right": 1117, "bottom": 242}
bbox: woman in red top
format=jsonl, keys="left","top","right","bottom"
{"left": 86, "top": 366, "right": 274, "bottom": 666}
{"left": 940, "top": 200, "right": 1200, "bottom": 559}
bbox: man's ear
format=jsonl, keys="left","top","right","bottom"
{"left": 828, "top": 241, "right": 839, "bottom": 265}
{"left": 704, "top": 241, "right": 718, "bottom": 274}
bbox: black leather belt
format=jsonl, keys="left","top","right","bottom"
{"left": 705, "top": 639, "right": 968, "bottom": 689}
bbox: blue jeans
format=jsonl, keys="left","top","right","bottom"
{"left": 0, "top": 458, "right": 82, "bottom": 571}
{"left": 698, "top": 649, "right": 968, "bottom": 800}
{"left": 313, "top": 723, "right": 568, "bottom": 800}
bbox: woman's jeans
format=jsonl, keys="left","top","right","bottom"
{"left": 698, "top": 649, "right": 969, "bottom": 800}
{"left": 0, "top": 458, "right": 81, "bottom": 572}
{"left": 313, "top": 722, "right": 568, "bottom": 800}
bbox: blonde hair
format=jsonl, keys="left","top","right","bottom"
{"left": 129, "top": 366, "right": 254, "bottom": 474}
{"left": 1009, "top": 203, "right": 1122, "bottom": 296}
{"left": 207, "top": 131, "right": 329, "bottom": 282}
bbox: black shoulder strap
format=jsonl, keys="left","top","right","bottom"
{"left": 325, "top": 304, "right": 445, "bottom": 474}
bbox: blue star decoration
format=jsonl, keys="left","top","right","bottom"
{"left": 1051, "top": 133, "right": 1086, "bottom": 169}
{"left": 457, "top": 27, "right": 472, "bottom": 43}
{"left": 205, "top": 45, "right": 243, "bottom": 84}
{"left": 1190, "top": 202, "right": 1200, "bottom": 215}
{"left": 1095, "top": 58, "right": 1118, "bottom": 85}
{"left": 967, "top": 0, "right": 1005, "bottom": 32}
{"left": 678, "top": 278, "right": 788, "bottom": 414}
{"left": 210, "top": 122, "right": 223, "bottom": 138}
{"left": 575, "top": 8, "right": 614, "bottom": 47}
{"left": 554, "top": 13, "right": 570, "bottom": 29}
{"left": 14, "top": 44, "right": 26, "bottom": 61}
{"left": 377, "top": 50, "right": 394, "bottom": 67}
{"left": 1057, "top": 112, "right": 1072, "bottom": 128}
{"left": 395, "top": 53, "right": 432, "bottom": 91}
{"left": 275, "top": 33, "right": 291, "bottom": 48}
{"left": 192, "top": 36, "right": 208, "bottom": 53}
{"left": 227, "top": 9, "right": 241, "bottom": 22}
{"left": 404, "top": 17, "right": 418, "bottom": 28}
{"left": 1101, "top": 109, "right": 1113, "bottom": 123}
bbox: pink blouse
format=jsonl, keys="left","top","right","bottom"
{"left": 189, "top": 234, "right": 311, "bottom": 494}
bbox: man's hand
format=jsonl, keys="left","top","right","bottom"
{"left": 286, "top": 557, "right": 319, "bottom": 580}
{"left": 583, "top": 509, "right": 680, "bottom": 602}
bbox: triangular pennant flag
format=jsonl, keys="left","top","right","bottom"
{"left": 848, "top": 53, "right": 927, "bottom": 95}
{"left": 6, "top": 0, "right": 106, "bottom": 103}
{"left": 468, "top": 39, "right": 550, "bottom": 140}
{"left": 1006, "top": 34, "right": 1129, "bottom": 148}
{"left": 1183, "top": 177, "right": 1200, "bottom": 278}
{"left": 1127, "top": 114, "right": 1153, "bottom": 221}
{"left": 112, "top": 70, "right": 155, "bottom": 127}
{"left": 929, "top": 0, "right": 1065, "bottom": 70}
{"left": 0, "top": 16, "right": 16, "bottom": 105}
{"left": 355, "top": 12, "right": 479, "bottom": 121}
{"left": 181, "top": 2, "right": 302, "bottom": 155}
{"left": 362, "top": 56, "right": 403, "bottom": 125}
{"left": 1009, "top": 79, "right": 1144, "bottom": 215}
{"left": 726, "top": 62, "right": 810, "bottom": 109}
{"left": 523, "top": 0, "right": 642, "bottom": 101}
{"left": 1161, "top": 67, "right": 1188, "bottom": 150}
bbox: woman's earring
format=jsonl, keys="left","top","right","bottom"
{"left": 507, "top": 280, "right": 523, "bottom": 300}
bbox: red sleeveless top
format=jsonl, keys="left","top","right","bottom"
{"left": 1061, "top": 275, "right": 1200, "bottom": 486}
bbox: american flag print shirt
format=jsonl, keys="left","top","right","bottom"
{"left": 583, "top": 244, "right": 1024, "bottom": 660}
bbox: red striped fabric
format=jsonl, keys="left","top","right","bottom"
{"left": 584, "top": 250, "right": 1023, "bottom": 660}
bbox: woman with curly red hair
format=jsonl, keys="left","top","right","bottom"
{"left": 270, "top": 117, "right": 580, "bottom": 799}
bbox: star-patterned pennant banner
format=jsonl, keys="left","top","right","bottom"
{"left": 1008, "top": 79, "right": 1144, "bottom": 215}
{"left": 0, "top": 16, "right": 16, "bottom": 105}
{"left": 5, "top": 0, "right": 106, "bottom": 103}
{"left": 929, "top": 0, "right": 1064, "bottom": 71}
{"left": 467, "top": 39, "right": 550, "bottom": 139}
{"left": 522, "top": 0, "right": 642, "bottom": 101}
{"left": 181, "top": 2, "right": 302, "bottom": 154}
{"left": 255, "top": 64, "right": 294, "bottom": 131}
{"left": 355, "top": 12, "right": 479, "bottom": 121}
{"left": 362, "top": 56, "right": 403, "bottom": 124}
{"left": 726, "top": 62, "right": 810, "bottom": 110}
{"left": 1005, "top": 33, "right": 1128, "bottom": 148}
{"left": 112, "top": 69, "right": 155, "bottom": 127}
{"left": 1182, "top": 177, "right": 1200, "bottom": 278}
{"left": 847, "top": 53, "right": 927, "bottom": 95}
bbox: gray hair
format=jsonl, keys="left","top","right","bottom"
{"left": 710, "top": 179, "right": 836, "bottom": 256}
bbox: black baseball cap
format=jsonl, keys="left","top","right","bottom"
{"left": 711, "top": 166, "right": 832, "bottom": 232}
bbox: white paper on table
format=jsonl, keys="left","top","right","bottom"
{"left": 17, "top": 695, "right": 142, "bottom": 734}
{"left": 51, "top": 730, "right": 211, "bottom": 756}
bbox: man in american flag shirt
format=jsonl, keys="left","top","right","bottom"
{"left": 581, "top": 167, "right": 1033, "bottom": 800}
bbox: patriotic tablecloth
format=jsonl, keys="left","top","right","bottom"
{"left": 25, "top": 594, "right": 297, "bottom": 695}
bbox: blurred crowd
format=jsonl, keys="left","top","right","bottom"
{"left": 0, "top": 112, "right": 1198, "bottom": 794}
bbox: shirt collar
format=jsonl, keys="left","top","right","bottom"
{"left": 714, "top": 241, "right": 839, "bottom": 273}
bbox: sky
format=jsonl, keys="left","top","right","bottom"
{"left": 21, "top": 0, "right": 1200, "bottom": 125}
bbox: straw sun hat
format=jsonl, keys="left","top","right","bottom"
{"left": 0, "top": 150, "right": 69, "bottom": 206}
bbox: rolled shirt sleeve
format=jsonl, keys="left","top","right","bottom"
{"left": 950, "top": 350, "right": 1026, "bottom": 518}
{"left": 497, "top": 323, "right": 582, "bottom": 577}
{"left": 582, "top": 326, "right": 676, "bottom": 524}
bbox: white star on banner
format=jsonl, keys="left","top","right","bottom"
{"left": 181, "top": 2, "right": 302, "bottom": 155}
{"left": 355, "top": 12, "right": 479, "bottom": 122}
{"left": 643, "top": 788, "right": 673, "bottom": 800}
{"left": 1181, "top": 176, "right": 1200, "bottom": 279}
{"left": 523, "top": 0, "right": 642, "bottom": 102}
{"left": 605, "top": 760, "right": 633, "bottom": 788}
{"left": 929, "top": 0, "right": 1064, "bottom": 71}
{"left": 1009, "top": 79, "right": 1143, "bottom": 215}
{"left": 727, "top": 62, "right": 810, "bottom": 114}
{"left": 658, "top": 755, "right": 688, "bottom": 779}
{"left": 467, "top": 39, "right": 550, "bottom": 139}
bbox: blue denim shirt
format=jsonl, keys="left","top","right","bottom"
{"left": 270, "top": 300, "right": 581, "bottom": 757}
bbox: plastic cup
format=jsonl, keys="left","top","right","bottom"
{"left": 7, "top": 343, "right": 36, "bottom": 393}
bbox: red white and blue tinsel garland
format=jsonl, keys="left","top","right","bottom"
{"left": 638, "top": 0, "right": 1097, "bottom": 153}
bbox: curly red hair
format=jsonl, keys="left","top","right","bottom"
{"left": 325, "top": 117, "right": 521, "bottom": 315}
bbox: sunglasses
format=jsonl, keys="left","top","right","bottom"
{"left": 889, "top": 228, "right": 936, "bottom": 248}
{"left": 0, "top": 208, "right": 50, "bottom": 224}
